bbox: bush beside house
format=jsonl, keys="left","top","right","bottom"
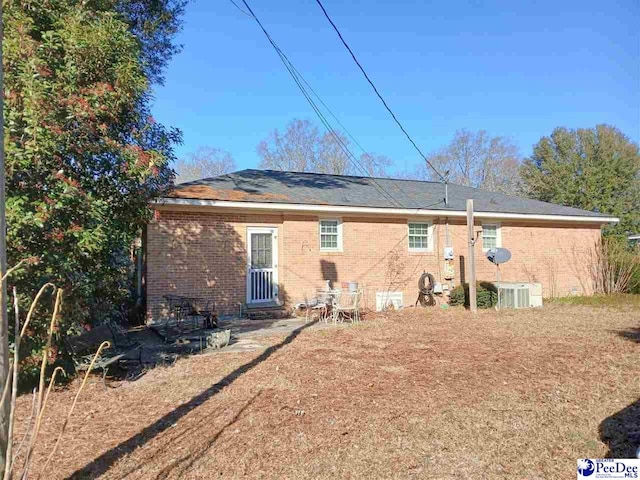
{"left": 449, "top": 282, "right": 498, "bottom": 309}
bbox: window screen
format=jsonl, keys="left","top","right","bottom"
{"left": 483, "top": 224, "right": 498, "bottom": 250}
{"left": 251, "top": 233, "right": 272, "bottom": 268}
{"left": 408, "top": 223, "right": 430, "bottom": 250}
{"left": 320, "top": 220, "right": 340, "bottom": 250}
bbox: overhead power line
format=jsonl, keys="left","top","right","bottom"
{"left": 237, "top": 0, "right": 409, "bottom": 209}
{"left": 228, "top": 0, "right": 252, "bottom": 18}
{"left": 282, "top": 49, "right": 436, "bottom": 210}
{"left": 234, "top": 0, "right": 446, "bottom": 211}
{"left": 312, "top": 0, "right": 447, "bottom": 185}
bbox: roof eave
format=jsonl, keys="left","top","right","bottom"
{"left": 153, "top": 198, "right": 619, "bottom": 224}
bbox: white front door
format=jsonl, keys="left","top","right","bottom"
{"left": 246, "top": 227, "right": 278, "bottom": 304}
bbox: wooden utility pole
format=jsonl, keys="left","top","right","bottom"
{"left": 466, "top": 199, "right": 477, "bottom": 313}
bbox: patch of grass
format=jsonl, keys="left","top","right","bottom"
{"left": 548, "top": 293, "right": 640, "bottom": 307}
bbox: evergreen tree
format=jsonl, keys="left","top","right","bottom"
{"left": 520, "top": 125, "right": 640, "bottom": 236}
{"left": 4, "top": 0, "right": 184, "bottom": 380}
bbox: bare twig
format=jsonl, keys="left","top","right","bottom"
{"left": 564, "top": 243, "right": 589, "bottom": 294}
{"left": 0, "top": 257, "right": 38, "bottom": 283}
{"left": 40, "top": 368, "right": 65, "bottom": 414}
{"left": 4, "top": 288, "right": 19, "bottom": 480}
{"left": 520, "top": 263, "right": 539, "bottom": 284}
{"left": 0, "top": 282, "right": 55, "bottom": 479}
{"left": 587, "top": 239, "right": 640, "bottom": 294}
{"left": 22, "top": 284, "right": 55, "bottom": 338}
{"left": 20, "top": 288, "right": 62, "bottom": 479}
{"left": 0, "top": 364, "right": 12, "bottom": 421}
{"left": 0, "top": 259, "right": 26, "bottom": 283}
{"left": 37, "top": 341, "right": 111, "bottom": 479}
{"left": 541, "top": 255, "right": 558, "bottom": 298}
{"left": 12, "top": 367, "right": 64, "bottom": 480}
{"left": 12, "top": 390, "right": 36, "bottom": 462}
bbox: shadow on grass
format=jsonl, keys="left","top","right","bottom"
{"left": 69, "top": 320, "right": 317, "bottom": 479}
{"left": 153, "top": 391, "right": 262, "bottom": 479}
{"left": 599, "top": 398, "right": 640, "bottom": 458}
{"left": 615, "top": 327, "right": 640, "bottom": 344}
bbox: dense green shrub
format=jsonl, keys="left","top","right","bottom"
{"left": 449, "top": 282, "right": 498, "bottom": 309}
{"left": 5, "top": 0, "right": 185, "bottom": 387}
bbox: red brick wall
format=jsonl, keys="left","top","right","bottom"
{"left": 146, "top": 208, "right": 602, "bottom": 321}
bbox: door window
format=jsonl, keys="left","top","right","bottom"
{"left": 251, "top": 233, "right": 272, "bottom": 268}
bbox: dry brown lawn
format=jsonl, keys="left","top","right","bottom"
{"left": 13, "top": 301, "right": 640, "bottom": 479}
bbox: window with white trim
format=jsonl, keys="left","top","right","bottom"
{"left": 482, "top": 223, "right": 501, "bottom": 250}
{"left": 408, "top": 222, "right": 432, "bottom": 251}
{"left": 319, "top": 219, "right": 342, "bottom": 251}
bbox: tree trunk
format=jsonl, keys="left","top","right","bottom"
{"left": 0, "top": 1, "right": 10, "bottom": 472}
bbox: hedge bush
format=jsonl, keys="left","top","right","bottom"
{"left": 449, "top": 282, "right": 498, "bottom": 309}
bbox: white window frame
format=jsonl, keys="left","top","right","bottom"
{"left": 319, "top": 218, "right": 343, "bottom": 252}
{"left": 407, "top": 220, "right": 434, "bottom": 252}
{"left": 482, "top": 222, "right": 502, "bottom": 252}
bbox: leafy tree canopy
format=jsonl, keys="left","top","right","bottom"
{"left": 520, "top": 125, "right": 640, "bottom": 236}
{"left": 4, "top": 0, "right": 184, "bottom": 379}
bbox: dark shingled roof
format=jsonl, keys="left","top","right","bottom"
{"left": 169, "top": 169, "right": 611, "bottom": 218}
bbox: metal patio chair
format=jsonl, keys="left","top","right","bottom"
{"left": 302, "top": 293, "right": 323, "bottom": 323}
{"left": 331, "top": 289, "right": 362, "bottom": 324}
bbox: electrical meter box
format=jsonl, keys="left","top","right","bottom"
{"left": 443, "top": 261, "right": 455, "bottom": 279}
{"left": 443, "top": 247, "right": 454, "bottom": 260}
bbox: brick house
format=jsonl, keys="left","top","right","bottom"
{"left": 145, "top": 169, "right": 618, "bottom": 320}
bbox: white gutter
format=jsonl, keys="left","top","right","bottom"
{"left": 153, "top": 197, "right": 619, "bottom": 224}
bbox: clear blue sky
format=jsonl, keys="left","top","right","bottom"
{"left": 151, "top": 0, "right": 640, "bottom": 174}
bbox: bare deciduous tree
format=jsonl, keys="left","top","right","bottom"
{"left": 258, "top": 119, "right": 352, "bottom": 174}
{"left": 316, "top": 129, "right": 350, "bottom": 175}
{"left": 360, "top": 153, "right": 392, "bottom": 178}
{"left": 420, "top": 130, "right": 521, "bottom": 194}
{"left": 257, "top": 119, "right": 394, "bottom": 177}
{"left": 173, "top": 147, "right": 236, "bottom": 184}
{"left": 392, "top": 166, "right": 430, "bottom": 181}
{"left": 257, "top": 120, "right": 319, "bottom": 172}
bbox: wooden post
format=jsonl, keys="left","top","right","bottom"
{"left": 466, "top": 199, "right": 477, "bottom": 314}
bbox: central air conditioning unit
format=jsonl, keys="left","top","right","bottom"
{"left": 495, "top": 282, "right": 543, "bottom": 309}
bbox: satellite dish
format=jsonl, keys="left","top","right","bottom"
{"left": 486, "top": 248, "right": 511, "bottom": 310}
{"left": 486, "top": 248, "right": 511, "bottom": 265}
